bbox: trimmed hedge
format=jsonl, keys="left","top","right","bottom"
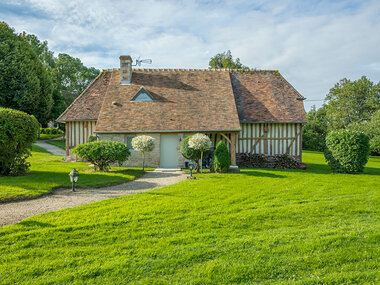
{"left": 40, "top": 128, "right": 64, "bottom": 135}
{"left": 324, "top": 130, "right": 370, "bottom": 173}
{"left": 212, "top": 141, "right": 230, "bottom": 173}
{"left": 73, "top": 141, "right": 130, "bottom": 171}
{"left": 88, "top": 135, "right": 97, "bottom": 142}
{"left": 0, "top": 108, "right": 39, "bottom": 176}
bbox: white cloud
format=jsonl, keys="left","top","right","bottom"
{"left": 1, "top": 0, "right": 379, "bottom": 110}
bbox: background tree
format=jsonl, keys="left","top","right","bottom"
{"left": 131, "top": 135, "right": 155, "bottom": 171}
{"left": 209, "top": 50, "right": 250, "bottom": 70}
{"left": 54, "top": 53, "right": 100, "bottom": 104}
{"left": 302, "top": 105, "right": 328, "bottom": 151}
{"left": 0, "top": 22, "right": 53, "bottom": 126}
{"left": 347, "top": 109, "right": 380, "bottom": 155}
{"left": 325, "top": 76, "right": 380, "bottom": 130}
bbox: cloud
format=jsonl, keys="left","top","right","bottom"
{"left": 1, "top": 0, "right": 379, "bottom": 110}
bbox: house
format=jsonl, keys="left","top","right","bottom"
{"left": 57, "top": 55, "right": 306, "bottom": 168}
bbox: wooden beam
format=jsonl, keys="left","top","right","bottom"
{"left": 65, "top": 122, "right": 69, "bottom": 157}
{"left": 220, "top": 133, "right": 232, "bottom": 144}
{"left": 230, "top": 132, "right": 237, "bottom": 166}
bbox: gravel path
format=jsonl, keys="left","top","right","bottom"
{"left": 0, "top": 170, "right": 187, "bottom": 227}
{"left": 34, "top": 140, "right": 66, "bottom": 156}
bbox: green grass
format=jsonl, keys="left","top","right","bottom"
{"left": 0, "top": 145, "right": 144, "bottom": 202}
{"left": 45, "top": 139, "right": 66, "bottom": 150}
{"left": 38, "top": 133, "right": 64, "bottom": 140}
{"left": 0, "top": 151, "right": 379, "bottom": 284}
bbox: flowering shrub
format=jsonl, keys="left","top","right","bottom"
{"left": 188, "top": 133, "right": 212, "bottom": 172}
{"left": 132, "top": 135, "right": 155, "bottom": 170}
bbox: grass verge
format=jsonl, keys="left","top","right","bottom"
{"left": 38, "top": 134, "right": 64, "bottom": 140}
{"left": 0, "top": 145, "right": 145, "bottom": 203}
{"left": 0, "top": 151, "right": 378, "bottom": 283}
{"left": 45, "top": 139, "right": 66, "bottom": 150}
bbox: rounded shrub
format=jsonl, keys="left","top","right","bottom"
{"left": 88, "top": 135, "right": 97, "bottom": 142}
{"left": 324, "top": 130, "right": 370, "bottom": 173}
{"left": 0, "top": 108, "right": 39, "bottom": 176}
{"left": 212, "top": 141, "right": 230, "bottom": 173}
{"left": 73, "top": 140, "right": 130, "bottom": 171}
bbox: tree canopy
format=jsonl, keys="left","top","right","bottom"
{"left": 0, "top": 22, "right": 100, "bottom": 126}
{"left": 325, "top": 76, "right": 380, "bottom": 129}
{"left": 0, "top": 22, "right": 53, "bottom": 125}
{"left": 209, "top": 50, "right": 250, "bottom": 70}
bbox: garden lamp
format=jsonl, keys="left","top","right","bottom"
{"left": 68, "top": 168, "right": 79, "bottom": 192}
{"left": 188, "top": 161, "right": 196, "bottom": 179}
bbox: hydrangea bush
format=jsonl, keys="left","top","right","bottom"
{"left": 188, "top": 133, "right": 212, "bottom": 173}
{"left": 132, "top": 135, "right": 155, "bottom": 170}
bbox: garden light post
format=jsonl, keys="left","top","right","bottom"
{"left": 69, "top": 168, "right": 79, "bottom": 192}
{"left": 188, "top": 161, "right": 196, "bottom": 179}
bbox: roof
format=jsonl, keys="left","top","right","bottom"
{"left": 94, "top": 69, "right": 241, "bottom": 133}
{"left": 230, "top": 71, "right": 306, "bottom": 123}
{"left": 56, "top": 68, "right": 306, "bottom": 131}
{"left": 56, "top": 70, "right": 111, "bottom": 122}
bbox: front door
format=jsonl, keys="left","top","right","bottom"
{"left": 160, "top": 134, "right": 178, "bottom": 168}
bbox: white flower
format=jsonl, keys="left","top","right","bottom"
{"left": 188, "top": 133, "right": 212, "bottom": 152}
{"left": 132, "top": 135, "right": 155, "bottom": 153}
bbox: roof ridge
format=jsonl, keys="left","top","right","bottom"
{"left": 103, "top": 68, "right": 279, "bottom": 73}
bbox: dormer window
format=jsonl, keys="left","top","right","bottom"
{"left": 131, "top": 87, "right": 155, "bottom": 102}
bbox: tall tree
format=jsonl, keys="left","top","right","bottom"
{"left": 0, "top": 22, "right": 53, "bottom": 125}
{"left": 209, "top": 50, "right": 250, "bottom": 70}
{"left": 325, "top": 76, "right": 380, "bottom": 129}
{"left": 54, "top": 53, "right": 100, "bottom": 103}
{"left": 302, "top": 105, "right": 328, "bottom": 151}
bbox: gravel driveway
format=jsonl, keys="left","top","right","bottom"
{"left": 0, "top": 170, "right": 187, "bottom": 227}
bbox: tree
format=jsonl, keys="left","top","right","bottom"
{"left": 325, "top": 76, "right": 380, "bottom": 130}
{"left": 0, "top": 22, "right": 53, "bottom": 126}
{"left": 302, "top": 105, "right": 328, "bottom": 151}
{"left": 209, "top": 50, "right": 250, "bottom": 70}
{"left": 347, "top": 109, "right": 380, "bottom": 155}
{"left": 212, "top": 141, "right": 230, "bottom": 173}
{"left": 180, "top": 136, "right": 202, "bottom": 172}
{"left": 188, "top": 133, "right": 212, "bottom": 173}
{"left": 131, "top": 135, "right": 155, "bottom": 171}
{"left": 0, "top": 108, "right": 39, "bottom": 176}
{"left": 54, "top": 53, "right": 100, "bottom": 104}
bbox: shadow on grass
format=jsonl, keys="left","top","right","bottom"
{"left": 18, "top": 220, "right": 55, "bottom": 228}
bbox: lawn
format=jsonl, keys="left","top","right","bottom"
{"left": 0, "top": 151, "right": 379, "bottom": 284}
{"left": 45, "top": 138, "right": 66, "bottom": 150}
{"left": 38, "top": 134, "right": 64, "bottom": 140}
{"left": 0, "top": 145, "right": 145, "bottom": 202}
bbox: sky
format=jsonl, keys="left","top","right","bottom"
{"left": 1, "top": 0, "right": 379, "bottom": 111}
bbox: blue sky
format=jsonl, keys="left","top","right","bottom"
{"left": 1, "top": 0, "right": 379, "bottom": 110}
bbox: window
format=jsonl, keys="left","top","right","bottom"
{"left": 125, "top": 136, "right": 135, "bottom": 151}
{"left": 131, "top": 86, "right": 155, "bottom": 102}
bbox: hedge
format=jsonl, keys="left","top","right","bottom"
{"left": 73, "top": 141, "right": 130, "bottom": 171}
{"left": 324, "top": 130, "right": 370, "bottom": 173}
{"left": 0, "top": 108, "right": 39, "bottom": 176}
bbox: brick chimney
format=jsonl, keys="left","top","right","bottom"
{"left": 120, "top": 55, "right": 132, "bottom": 84}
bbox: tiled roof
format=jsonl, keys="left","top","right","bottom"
{"left": 56, "top": 70, "right": 111, "bottom": 122}
{"left": 231, "top": 71, "right": 306, "bottom": 123}
{"left": 94, "top": 69, "right": 241, "bottom": 132}
{"left": 56, "top": 68, "right": 306, "bottom": 130}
